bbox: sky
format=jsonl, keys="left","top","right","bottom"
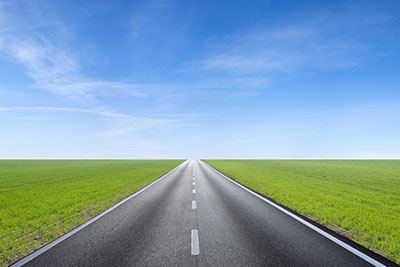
{"left": 0, "top": 0, "right": 399, "bottom": 159}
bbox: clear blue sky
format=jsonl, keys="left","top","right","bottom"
{"left": 0, "top": 0, "right": 399, "bottom": 159}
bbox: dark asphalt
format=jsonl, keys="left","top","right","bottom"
{"left": 18, "top": 160, "right": 386, "bottom": 266}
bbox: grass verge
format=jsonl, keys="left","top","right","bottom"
{"left": 0, "top": 160, "right": 183, "bottom": 266}
{"left": 204, "top": 160, "right": 400, "bottom": 264}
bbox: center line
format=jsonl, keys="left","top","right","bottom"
{"left": 192, "top": 189, "right": 196, "bottom": 193}
{"left": 191, "top": 230, "right": 200, "bottom": 255}
{"left": 192, "top": 200, "right": 197, "bottom": 209}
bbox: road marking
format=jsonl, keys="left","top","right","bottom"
{"left": 192, "top": 189, "right": 196, "bottom": 194}
{"left": 193, "top": 182, "right": 195, "bottom": 185}
{"left": 192, "top": 177, "right": 195, "bottom": 181}
{"left": 192, "top": 200, "right": 197, "bottom": 209}
{"left": 10, "top": 161, "right": 189, "bottom": 267}
{"left": 191, "top": 229, "right": 200, "bottom": 255}
{"left": 201, "top": 161, "right": 386, "bottom": 267}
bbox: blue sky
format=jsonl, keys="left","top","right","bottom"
{"left": 0, "top": 0, "right": 399, "bottom": 159}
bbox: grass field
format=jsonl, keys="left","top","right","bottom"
{"left": 204, "top": 160, "right": 400, "bottom": 264}
{"left": 0, "top": 160, "right": 183, "bottom": 266}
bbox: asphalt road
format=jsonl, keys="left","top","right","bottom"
{"left": 15, "top": 160, "right": 390, "bottom": 267}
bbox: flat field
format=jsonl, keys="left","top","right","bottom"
{"left": 204, "top": 160, "right": 400, "bottom": 264}
{"left": 0, "top": 160, "right": 183, "bottom": 266}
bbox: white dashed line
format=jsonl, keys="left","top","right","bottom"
{"left": 192, "top": 189, "right": 196, "bottom": 194}
{"left": 192, "top": 200, "right": 197, "bottom": 209}
{"left": 193, "top": 182, "right": 195, "bottom": 185}
{"left": 191, "top": 230, "right": 200, "bottom": 255}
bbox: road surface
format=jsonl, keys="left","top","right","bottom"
{"left": 14, "top": 160, "right": 391, "bottom": 267}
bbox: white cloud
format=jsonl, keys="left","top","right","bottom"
{"left": 193, "top": 26, "right": 362, "bottom": 76}
{"left": 0, "top": 105, "right": 175, "bottom": 130}
{"left": 186, "top": 1, "right": 400, "bottom": 78}
{"left": 0, "top": 3, "right": 149, "bottom": 104}
{"left": 1, "top": 38, "right": 150, "bottom": 104}
{"left": 0, "top": 106, "right": 211, "bottom": 138}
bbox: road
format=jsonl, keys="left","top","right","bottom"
{"left": 14, "top": 160, "right": 390, "bottom": 267}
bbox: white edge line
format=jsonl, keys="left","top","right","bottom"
{"left": 11, "top": 160, "right": 189, "bottom": 267}
{"left": 201, "top": 160, "right": 385, "bottom": 267}
{"left": 191, "top": 229, "right": 200, "bottom": 255}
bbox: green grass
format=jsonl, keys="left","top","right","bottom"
{"left": 0, "top": 160, "right": 183, "bottom": 266}
{"left": 204, "top": 160, "right": 400, "bottom": 264}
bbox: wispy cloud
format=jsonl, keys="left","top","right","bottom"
{"left": 0, "top": 105, "right": 172, "bottom": 121}
{"left": 4, "top": 1, "right": 368, "bottom": 104}
{"left": 186, "top": 2, "right": 399, "bottom": 79}
{"left": 2, "top": 37, "right": 150, "bottom": 104}
{"left": 0, "top": 105, "right": 176, "bottom": 134}
{"left": 190, "top": 26, "right": 362, "bottom": 76}
{"left": 0, "top": 3, "right": 148, "bottom": 104}
{"left": 0, "top": 105, "right": 208, "bottom": 137}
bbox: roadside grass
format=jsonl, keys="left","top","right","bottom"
{"left": 204, "top": 160, "right": 400, "bottom": 264}
{"left": 0, "top": 160, "right": 183, "bottom": 266}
